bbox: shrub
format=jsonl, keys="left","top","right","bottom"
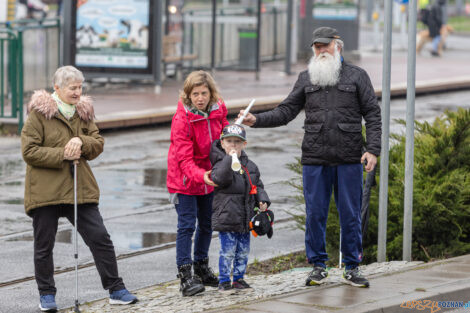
{"left": 286, "top": 108, "right": 470, "bottom": 263}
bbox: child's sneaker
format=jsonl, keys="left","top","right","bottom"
{"left": 218, "top": 281, "right": 234, "bottom": 294}
{"left": 109, "top": 288, "right": 138, "bottom": 305}
{"left": 343, "top": 267, "right": 370, "bottom": 288}
{"left": 232, "top": 278, "right": 251, "bottom": 290}
{"left": 305, "top": 266, "right": 328, "bottom": 286}
{"left": 39, "top": 294, "right": 57, "bottom": 312}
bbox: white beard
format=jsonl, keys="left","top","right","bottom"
{"left": 308, "top": 49, "right": 342, "bottom": 87}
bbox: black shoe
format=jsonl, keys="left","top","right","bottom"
{"left": 193, "top": 258, "right": 219, "bottom": 287}
{"left": 177, "top": 264, "right": 205, "bottom": 296}
{"left": 431, "top": 50, "right": 440, "bottom": 57}
{"left": 343, "top": 267, "right": 370, "bottom": 288}
{"left": 218, "top": 281, "right": 234, "bottom": 294}
{"left": 232, "top": 278, "right": 251, "bottom": 290}
{"left": 305, "top": 266, "right": 328, "bottom": 286}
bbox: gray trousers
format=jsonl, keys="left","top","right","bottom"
{"left": 32, "top": 204, "right": 125, "bottom": 295}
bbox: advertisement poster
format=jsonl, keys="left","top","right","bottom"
{"left": 0, "top": 0, "right": 7, "bottom": 22}
{"left": 75, "top": 0, "right": 150, "bottom": 69}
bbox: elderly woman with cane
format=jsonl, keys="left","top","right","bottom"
{"left": 21, "top": 66, "right": 137, "bottom": 311}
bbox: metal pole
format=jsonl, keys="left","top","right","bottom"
{"left": 17, "top": 31, "right": 23, "bottom": 132}
{"left": 285, "top": 0, "right": 293, "bottom": 75}
{"left": 211, "top": 0, "right": 216, "bottom": 73}
{"left": 339, "top": 230, "right": 342, "bottom": 269}
{"left": 366, "top": 0, "right": 373, "bottom": 23}
{"left": 291, "top": 0, "right": 298, "bottom": 65}
{"left": 62, "top": 0, "right": 72, "bottom": 65}
{"left": 373, "top": 2, "right": 380, "bottom": 51}
{"left": 154, "top": 0, "right": 162, "bottom": 94}
{"left": 255, "top": 0, "right": 261, "bottom": 80}
{"left": 273, "top": 6, "right": 277, "bottom": 59}
{"left": 403, "top": 0, "right": 418, "bottom": 262}
{"left": 378, "top": 0, "right": 393, "bottom": 263}
{"left": 164, "top": 0, "right": 170, "bottom": 35}
{"left": 73, "top": 160, "right": 80, "bottom": 313}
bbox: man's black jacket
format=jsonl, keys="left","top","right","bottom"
{"left": 253, "top": 62, "right": 381, "bottom": 166}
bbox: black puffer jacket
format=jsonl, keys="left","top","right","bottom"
{"left": 253, "top": 62, "right": 381, "bottom": 166}
{"left": 210, "top": 140, "right": 270, "bottom": 233}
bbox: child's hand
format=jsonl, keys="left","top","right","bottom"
{"left": 229, "top": 149, "right": 237, "bottom": 156}
{"left": 259, "top": 202, "right": 267, "bottom": 212}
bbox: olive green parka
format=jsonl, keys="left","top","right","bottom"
{"left": 21, "top": 90, "right": 103, "bottom": 216}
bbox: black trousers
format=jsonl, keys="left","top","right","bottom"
{"left": 32, "top": 204, "right": 125, "bottom": 295}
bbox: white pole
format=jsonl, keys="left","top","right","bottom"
{"left": 378, "top": 0, "right": 393, "bottom": 263}
{"left": 235, "top": 99, "right": 256, "bottom": 125}
{"left": 403, "top": 0, "right": 418, "bottom": 262}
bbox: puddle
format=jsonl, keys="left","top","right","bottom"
{"left": 143, "top": 168, "right": 167, "bottom": 187}
{"left": 0, "top": 199, "right": 23, "bottom": 205}
{"left": 8, "top": 229, "right": 177, "bottom": 250}
{"left": 4, "top": 181, "right": 23, "bottom": 186}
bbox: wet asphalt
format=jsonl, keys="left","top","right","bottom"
{"left": 0, "top": 90, "right": 469, "bottom": 313}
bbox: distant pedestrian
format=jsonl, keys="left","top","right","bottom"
{"left": 209, "top": 124, "right": 271, "bottom": 293}
{"left": 417, "top": 0, "right": 446, "bottom": 56}
{"left": 238, "top": 27, "right": 381, "bottom": 288}
{"left": 167, "top": 70, "right": 228, "bottom": 296}
{"left": 21, "top": 66, "right": 137, "bottom": 311}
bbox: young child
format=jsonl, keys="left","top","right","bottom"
{"left": 209, "top": 124, "right": 271, "bottom": 292}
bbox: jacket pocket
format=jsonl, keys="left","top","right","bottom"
{"left": 337, "top": 123, "right": 363, "bottom": 157}
{"left": 337, "top": 84, "right": 358, "bottom": 108}
{"left": 302, "top": 123, "right": 323, "bottom": 156}
{"left": 304, "top": 85, "right": 321, "bottom": 93}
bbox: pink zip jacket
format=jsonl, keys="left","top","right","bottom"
{"left": 167, "top": 99, "right": 229, "bottom": 195}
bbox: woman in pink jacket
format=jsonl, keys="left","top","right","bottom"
{"left": 167, "top": 71, "right": 229, "bottom": 296}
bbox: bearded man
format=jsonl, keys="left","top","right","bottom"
{"left": 238, "top": 27, "right": 381, "bottom": 288}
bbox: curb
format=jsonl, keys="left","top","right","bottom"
{"left": 2, "top": 78, "right": 470, "bottom": 133}
{"left": 95, "top": 77, "right": 470, "bottom": 131}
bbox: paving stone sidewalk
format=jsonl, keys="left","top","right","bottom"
{"left": 61, "top": 260, "right": 422, "bottom": 313}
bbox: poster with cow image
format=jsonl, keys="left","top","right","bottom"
{"left": 75, "top": 0, "right": 150, "bottom": 69}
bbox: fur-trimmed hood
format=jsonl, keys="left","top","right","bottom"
{"left": 27, "top": 89, "right": 95, "bottom": 122}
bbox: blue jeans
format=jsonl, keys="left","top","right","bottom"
{"left": 175, "top": 193, "right": 214, "bottom": 266}
{"left": 218, "top": 232, "right": 250, "bottom": 283}
{"left": 432, "top": 35, "right": 441, "bottom": 52}
{"left": 303, "top": 164, "right": 363, "bottom": 269}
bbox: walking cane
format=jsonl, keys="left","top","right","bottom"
{"left": 73, "top": 159, "right": 81, "bottom": 313}
{"left": 339, "top": 230, "right": 342, "bottom": 269}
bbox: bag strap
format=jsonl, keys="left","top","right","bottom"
{"left": 240, "top": 164, "right": 257, "bottom": 195}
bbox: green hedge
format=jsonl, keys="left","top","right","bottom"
{"left": 286, "top": 108, "right": 470, "bottom": 264}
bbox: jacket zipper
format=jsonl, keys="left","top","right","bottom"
{"left": 205, "top": 118, "right": 212, "bottom": 195}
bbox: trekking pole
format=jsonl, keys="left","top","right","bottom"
{"left": 339, "top": 229, "right": 342, "bottom": 269}
{"left": 73, "top": 159, "right": 81, "bottom": 313}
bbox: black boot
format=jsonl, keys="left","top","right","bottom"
{"left": 193, "top": 258, "right": 219, "bottom": 287}
{"left": 177, "top": 264, "right": 205, "bottom": 296}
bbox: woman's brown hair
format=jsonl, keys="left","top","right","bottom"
{"left": 180, "top": 70, "right": 221, "bottom": 108}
